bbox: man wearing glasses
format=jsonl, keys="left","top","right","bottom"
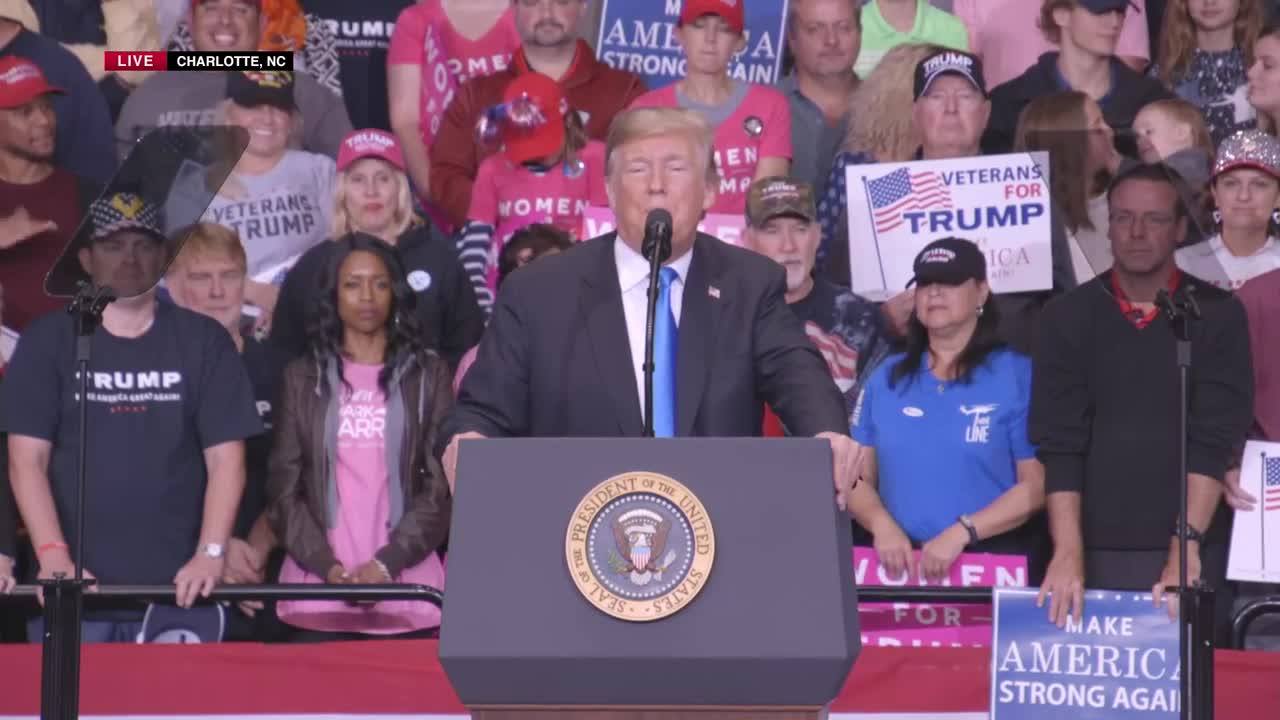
{"left": 1027, "top": 163, "right": 1253, "bottom": 645}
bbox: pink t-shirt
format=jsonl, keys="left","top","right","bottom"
{"left": 467, "top": 140, "right": 608, "bottom": 290}
{"left": 953, "top": 0, "right": 1150, "bottom": 89}
{"left": 387, "top": 1, "right": 521, "bottom": 87}
{"left": 629, "top": 82, "right": 792, "bottom": 215}
{"left": 277, "top": 362, "right": 445, "bottom": 635}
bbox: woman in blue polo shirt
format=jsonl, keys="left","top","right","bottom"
{"left": 848, "top": 237, "right": 1046, "bottom": 583}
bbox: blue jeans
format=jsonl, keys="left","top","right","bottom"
{"left": 27, "top": 616, "right": 144, "bottom": 644}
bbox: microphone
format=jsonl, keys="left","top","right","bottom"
{"left": 641, "top": 209, "right": 674, "bottom": 438}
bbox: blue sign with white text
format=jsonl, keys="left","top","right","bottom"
{"left": 991, "top": 589, "right": 1180, "bottom": 719}
{"left": 595, "top": 0, "right": 790, "bottom": 92}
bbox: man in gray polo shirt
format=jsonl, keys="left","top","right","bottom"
{"left": 778, "top": 0, "right": 861, "bottom": 201}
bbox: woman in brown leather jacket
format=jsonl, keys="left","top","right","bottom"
{"left": 267, "top": 232, "right": 452, "bottom": 641}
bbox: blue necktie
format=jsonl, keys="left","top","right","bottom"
{"left": 653, "top": 266, "right": 679, "bottom": 437}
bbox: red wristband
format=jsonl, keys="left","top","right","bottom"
{"left": 37, "top": 542, "right": 69, "bottom": 557}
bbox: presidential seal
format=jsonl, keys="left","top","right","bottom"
{"left": 566, "top": 472, "right": 715, "bottom": 622}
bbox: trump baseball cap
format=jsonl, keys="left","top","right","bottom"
{"left": 914, "top": 49, "right": 987, "bottom": 101}
{"left": 680, "top": 0, "right": 745, "bottom": 34}
{"left": 337, "top": 129, "right": 405, "bottom": 172}
{"left": 0, "top": 57, "right": 64, "bottom": 109}
{"left": 500, "top": 72, "right": 568, "bottom": 166}
{"left": 907, "top": 237, "right": 987, "bottom": 287}
{"left": 746, "top": 177, "right": 817, "bottom": 227}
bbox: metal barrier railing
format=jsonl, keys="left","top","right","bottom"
{"left": 1, "top": 582, "right": 443, "bottom": 605}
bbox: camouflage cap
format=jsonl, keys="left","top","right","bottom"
{"left": 745, "top": 176, "right": 817, "bottom": 228}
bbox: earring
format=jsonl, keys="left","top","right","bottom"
{"left": 1212, "top": 208, "right": 1222, "bottom": 232}
{"left": 976, "top": 306, "right": 985, "bottom": 317}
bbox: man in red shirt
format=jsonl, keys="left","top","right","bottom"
{"left": 429, "top": 0, "right": 646, "bottom": 229}
{"left": 0, "top": 56, "right": 99, "bottom": 333}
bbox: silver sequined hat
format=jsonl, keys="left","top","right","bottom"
{"left": 1212, "top": 130, "right": 1280, "bottom": 181}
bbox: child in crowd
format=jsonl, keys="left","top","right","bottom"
{"left": 1133, "top": 97, "right": 1216, "bottom": 192}
{"left": 459, "top": 72, "right": 607, "bottom": 304}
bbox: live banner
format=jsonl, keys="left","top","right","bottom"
{"left": 595, "top": 0, "right": 789, "bottom": 90}
{"left": 854, "top": 548, "right": 1026, "bottom": 647}
{"left": 581, "top": 206, "right": 746, "bottom": 247}
{"left": 844, "top": 152, "right": 1053, "bottom": 302}
{"left": 991, "top": 588, "right": 1180, "bottom": 718}
{"left": 1227, "top": 439, "right": 1280, "bottom": 583}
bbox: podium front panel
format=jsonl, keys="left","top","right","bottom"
{"left": 439, "top": 438, "right": 860, "bottom": 706}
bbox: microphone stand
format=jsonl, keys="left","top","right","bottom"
{"left": 642, "top": 244, "right": 662, "bottom": 439}
{"left": 41, "top": 281, "right": 115, "bottom": 720}
{"left": 1155, "top": 286, "right": 1213, "bottom": 720}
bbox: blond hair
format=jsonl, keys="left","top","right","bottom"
{"left": 604, "top": 107, "right": 720, "bottom": 185}
{"left": 840, "top": 42, "right": 938, "bottom": 161}
{"left": 168, "top": 223, "right": 247, "bottom": 274}
{"left": 1137, "top": 98, "right": 1215, "bottom": 157}
{"left": 1157, "top": 0, "right": 1264, "bottom": 86}
{"left": 331, "top": 162, "right": 418, "bottom": 239}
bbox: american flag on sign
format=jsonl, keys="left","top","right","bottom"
{"left": 865, "top": 167, "right": 954, "bottom": 233}
{"left": 1265, "top": 456, "right": 1280, "bottom": 512}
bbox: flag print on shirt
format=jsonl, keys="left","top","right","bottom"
{"left": 805, "top": 323, "right": 858, "bottom": 393}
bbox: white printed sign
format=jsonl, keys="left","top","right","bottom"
{"left": 1228, "top": 440, "right": 1280, "bottom": 583}
{"left": 845, "top": 153, "right": 1054, "bottom": 301}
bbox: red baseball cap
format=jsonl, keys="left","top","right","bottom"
{"left": 679, "top": 0, "right": 745, "bottom": 34}
{"left": 0, "top": 57, "right": 64, "bottom": 110}
{"left": 337, "top": 129, "right": 405, "bottom": 172}
{"left": 501, "top": 72, "right": 567, "bottom": 166}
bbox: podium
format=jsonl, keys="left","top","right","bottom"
{"left": 438, "top": 438, "right": 861, "bottom": 720}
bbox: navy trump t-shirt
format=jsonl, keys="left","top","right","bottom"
{"left": 0, "top": 301, "right": 264, "bottom": 586}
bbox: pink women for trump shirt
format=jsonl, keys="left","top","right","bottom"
{"left": 277, "top": 362, "right": 444, "bottom": 635}
{"left": 467, "top": 140, "right": 608, "bottom": 290}
{"left": 388, "top": 0, "right": 520, "bottom": 88}
{"left": 629, "top": 82, "right": 793, "bottom": 215}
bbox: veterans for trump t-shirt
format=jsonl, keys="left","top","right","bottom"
{"left": 629, "top": 81, "right": 793, "bottom": 216}
{"left": 0, "top": 301, "right": 264, "bottom": 588}
{"left": 203, "top": 150, "right": 337, "bottom": 286}
{"left": 467, "top": 141, "right": 608, "bottom": 289}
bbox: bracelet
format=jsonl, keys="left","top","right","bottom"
{"left": 37, "top": 542, "right": 69, "bottom": 557}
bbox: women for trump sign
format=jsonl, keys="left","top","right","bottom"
{"left": 844, "top": 153, "right": 1054, "bottom": 301}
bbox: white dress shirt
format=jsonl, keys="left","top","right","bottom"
{"left": 614, "top": 236, "right": 694, "bottom": 422}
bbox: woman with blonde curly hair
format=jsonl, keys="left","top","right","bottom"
{"left": 1152, "top": 0, "right": 1265, "bottom": 145}
{"left": 814, "top": 42, "right": 939, "bottom": 285}
{"left": 270, "top": 129, "right": 484, "bottom": 372}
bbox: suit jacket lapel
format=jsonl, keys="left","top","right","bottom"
{"left": 582, "top": 234, "right": 644, "bottom": 437}
{"left": 676, "top": 235, "right": 723, "bottom": 437}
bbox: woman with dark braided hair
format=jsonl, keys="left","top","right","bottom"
{"left": 267, "top": 232, "right": 452, "bottom": 642}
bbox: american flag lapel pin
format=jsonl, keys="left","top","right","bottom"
{"left": 708, "top": 286, "right": 721, "bottom": 300}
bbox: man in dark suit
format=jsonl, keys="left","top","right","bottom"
{"left": 441, "top": 107, "right": 859, "bottom": 508}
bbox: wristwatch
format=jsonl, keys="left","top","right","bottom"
{"left": 1173, "top": 525, "right": 1205, "bottom": 544}
{"left": 957, "top": 515, "right": 979, "bottom": 546}
{"left": 200, "top": 543, "right": 225, "bottom": 559}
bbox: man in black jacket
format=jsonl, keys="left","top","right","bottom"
{"left": 982, "top": 0, "right": 1170, "bottom": 157}
{"left": 1029, "top": 163, "right": 1253, "bottom": 637}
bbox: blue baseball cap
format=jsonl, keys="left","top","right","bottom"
{"left": 1078, "top": 0, "right": 1134, "bottom": 13}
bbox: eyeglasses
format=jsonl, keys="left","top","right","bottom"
{"left": 1109, "top": 211, "right": 1176, "bottom": 230}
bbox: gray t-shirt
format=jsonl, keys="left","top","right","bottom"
{"left": 114, "top": 71, "right": 353, "bottom": 162}
{"left": 203, "top": 150, "right": 337, "bottom": 284}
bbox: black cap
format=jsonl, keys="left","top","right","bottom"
{"left": 226, "top": 70, "right": 295, "bottom": 111}
{"left": 913, "top": 49, "right": 987, "bottom": 101}
{"left": 906, "top": 237, "right": 986, "bottom": 288}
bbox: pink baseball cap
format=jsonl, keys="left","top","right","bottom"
{"left": 336, "top": 129, "right": 405, "bottom": 173}
{"left": 0, "top": 56, "right": 64, "bottom": 110}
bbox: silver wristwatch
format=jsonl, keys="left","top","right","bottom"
{"left": 201, "top": 543, "right": 225, "bottom": 559}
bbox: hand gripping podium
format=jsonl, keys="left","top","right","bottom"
{"left": 439, "top": 438, "right": 861, "bottom": 720}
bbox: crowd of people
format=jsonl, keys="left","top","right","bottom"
{"left": 0, "top": 0, "right": 1278, "bottom": 650}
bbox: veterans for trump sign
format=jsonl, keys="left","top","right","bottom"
{"left": 991, "top": 589, "right": 1180, "bottom": 719}
{"left": 845, "top": 153, "right": 1053, "bottom": 302}
{"left": 596, "top": 0, "right": 789, "bottom": 90}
